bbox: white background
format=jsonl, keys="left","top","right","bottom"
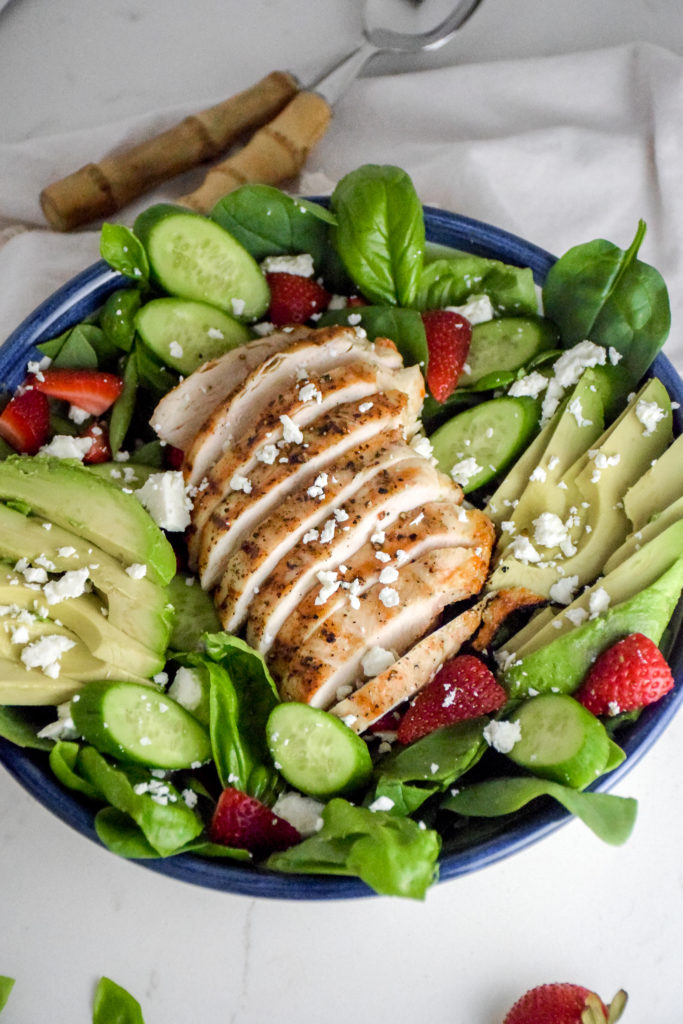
{"left": 1, "top": 1, "right": 683, "bottom": 1021}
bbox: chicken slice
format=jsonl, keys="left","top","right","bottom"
{"left": 266, "top": 501, "right": 493, "bottom": 665}
{"left": 244, "top": 465, "right": 461, "bottom": 652}
{"left": 187, "top": 362, "right": 424, "bottom": 563}
{"left": 197, "top": 390, "right": 414, "bottom": 589}
{"left": 274, "top": 545, "right": 491, "bottom": 709}
{"left": 213, "top": 431, "right": 418, "bottom": 633}
{"left": 151, "top": 326, "right": 315, "bottom": 450}
{"left": 182, "top": 326, "right": 404, "bottom": 486}
{"left": 329, "top": 600, "right": 488, "bottom": 733}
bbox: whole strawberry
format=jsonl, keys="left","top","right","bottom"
{"left": 209, "top": 786, "right": 301, "bottom": 855}
{"left": 266, "top": 271, "right": 330, "bottom": 325}
{"left": 503, "top": 982, "right": 627, "bottom": 1024}
{"left": 421, "top": 309, "right": 472, "bottom": 402}
{"left": 575, "top": 633, "right": 674, "bottom": 716}
{"left": 396, "top": 653, "right": 507, "bottom": 744}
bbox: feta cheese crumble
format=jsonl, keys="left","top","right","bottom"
{"left": 136, "top": 471, "right": 193, "bottom": 531}
{"left": 361, "top": 646, "right": 396, "bottom": 678}
{"left": 483, "top": 718, "right": 522, "bottom": 754}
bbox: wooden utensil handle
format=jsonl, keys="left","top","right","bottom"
{"left": 178, "top": 90, "right": 332, "bottom": 214}
{"left": 39, "top": 71, "right": 299, "bottom": 232}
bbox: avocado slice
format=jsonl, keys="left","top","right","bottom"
{"left": 0, "top": 456, "right": 176, "bottom": 586}
{"left": 623, "top": 432, "right": 683, "bottom": 532}
{"left": 504, "top": 532, "right": 683, "bottom": 698}
{"left": 0, "top": 656, "right": 85, "bottom": 706}
{"left": 0, "top": 565, "right": 164, "bottom": 679}
{"left": 0, "top": 503, "right": 173, "bottom": 654}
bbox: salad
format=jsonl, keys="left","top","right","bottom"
{"left": 0, "top": 164, "right": 680, "bottom": 900}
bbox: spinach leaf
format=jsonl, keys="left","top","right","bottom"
{"left": 443, "top": 776, "right": 637, "bottom": 845}
{"left": 331, "top": 165, "right": 425, "bottom": 306}
{"left": 108, "top": 351, "right": 139, "bottom": 455}
{"left": 211, "top": 184, "right": 335, "bottom": 264}
{"left": 0, "top": 976, "right": 15, "bottom": 1013}
{"left": 415, "top": 255, "right": 538, "bottom": 315}
{"left": 100, "top": 288, "right": 141, "bottom": 353}
{"left": 543, "top": 220, "right": 671, "bottom": 386}
{"left": 100, "top": 223, "right": 149, "bottom": 286}
{"left": 202, "top": 632, "right": 280, "bottom": 801}
{"left": 318, "top": 305, "right": 428, "bottom": 371}
{"left": 0, "top": 706, "right": 52, "bottom": 750}
{"left": 132, "top": 338, "right": 178, "bottom": 398}
{"left": 268, "top": 798, "right": 440, "bottom": 899}
{"left": 77, "top": 746, "right": 204, "bottom": 856}
{"left": 370, "top": 719, "right": 488, "bottom": 815}
{"left": 38, "top": 324, "right": 101, "bottom": 369}
{"left": 93, "top": 976, "right": 145, "bottom": 1024}
{"left": 50, "top": 740, "right": 101, "bottom": 798}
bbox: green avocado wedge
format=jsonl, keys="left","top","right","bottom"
{"left": 0, "top": 456, "right": 176, "bottom": 586}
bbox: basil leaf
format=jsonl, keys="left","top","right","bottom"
{"left": 0, "top": 976, "right": 15, "bottom": 1013}
{"left": 0, "top": 706, "right": 53, "bottom": 749}
{"left": 93, "top": 977, "right": 145, "bottom": 1024}
{"left": 415, "top": 255, "right": 537, "bottom": 315}
{"left": 443, "top": 776, "right": 637, "bottom": 845}
{"left": 331, "top": 165, "right": 425, "bottom": 306}
{"left": 318, "top": 305, "right": 428, "bottom": 371}
{"left": 202, "top": 632, "right": 280, "bottom": 800}
{"left": 543, "top": 220, "right": 671, "bottom": 385}
{"left": 100, "top": 223, "right": 149, "bottom": 285}
{"left": 268, "top": 798, "right": 440, "bottom": 899}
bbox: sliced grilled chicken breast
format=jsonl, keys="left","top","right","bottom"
{"left": 151, "top": 326, "right": 315, "bottom": 450}
{"left": 266, "top": 501, "right": 493, "bottom": 666}
{"left": 275, "top": 545, "right": 491, "bottom": 709}
{"left": 183, "top": 326, "right": 404, "bottom": 486}
{"left": 330, "top": 600, "right": 488, "bottom": 732}
{"left": 245, "top": 463, "right": 459, "bottom": 652}
{"left": 197, "top": 390, "right": 414, "bottom": 588}
{"left": 213, "top": 431, "right": 418, "bottom": 633}
{"left": 187, "top": 362, "right": 424, "bottom": 562}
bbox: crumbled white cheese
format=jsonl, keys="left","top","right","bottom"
{"left": 483, "top": 719, "right": 522, "bottom": 753}
{"left": 20, "top": 634, "right": 75, "bottom": 678}
{"left": 510, "top": 535, "right": 542, "bottom": 563}
{"left": 361, "top": 646, "right": 396, "bottom": 678}
{"left": 168, "top": 666, "right": 204, "bottom": 711}
{"left": 565, "top": 607, "right": 588, "bottom": 626}
{"left": 307, "top": 473, "right": 328, "bottom": 499}
{"left": 261, "top": 253, "right": 315, "bottom": 277}
{"left": 256, "top": 443, "right": 278, "bottom": 465}
{"left": 588, "top": 586, "right": 611, "bottom": 619}
{"left": 368, "top": 795, "right": 395, "bottom": 813}
{"left": 39, "top": 435, "right": 93, "bottom": 460}
{"left": 169, "top": 340, "right": 183, "bottom": 359}
{"left": 450, "top": 457, "right": 481, "bottom": 487}
{"left": 567, "top": 396, "right": 592, "bottom": 427}
{"left": 446, "top": 293, "right": 495, "bottom": 325}
{"left": 508, "top": 371, "right": 549, "bottom": 399}
{"left": 298, "top": 381, "right": 322, "bottom": 404}
{"left": 272, "top": 791, "right": 324, "bottom": 836}
{"left": 43, "top": 568, "right": 90, "bottom": 605}
{"left": 68, "top": 404, "right": 91, "bottom": 425}
{"left": 529, "top": 465, "right": 547, "bottom": 483}
{"left": 57, "top": 546, "right": 77, "bottom": 558}
{"left": 378, "top": 586, "right": 400, "bottom": 608}
{"left": 635, "top": 399, "right": 666, "bottom": 437}
{"left": 549, "top": 574, "right": 580, "bottom": 605}
{"left": 315, "top": 570, "right": 340, "bottom": 605}
{"left": 280, "top": 414, "right": 304, "bottom": 444}
{"left": 358, "top": 401, "right": 374, "bottom": 414}
{"left": 319, "top": 518, "right": 336, "bottom": 544}
{"left": 230, "top": 298, "right": 245, "bottom": 318}
{"left": 230, "top": 472, "right": 252, "bottom": 494}
{"left": 125, "top": 563, "right": 147, "bottom": 579}
{"left": 533, "top": 512, "right": 569, "bottom": 550}
{"left": 379, "top": 566, "right": 399, "bottom": 584}
{"left": 410, "top": 434, "right": 434, "bottom": 461}
{"left": 301, "top": 528, "right": 319, "bottom": 544}
{"left": 136, "top": 471, "right": 193, "bottom": 531}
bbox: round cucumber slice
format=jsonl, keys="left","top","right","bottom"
{"left": 71, "top": 680, "right": 212, "bottom": 769}
{"left": 458, "top": 316, "right": 559, "bottom": 389}
{"left": 266, "top": 702, "right": 372, "bottom": 799}
{"left": 505, "top": 693, "right": 611, "bottom": 789}
{"left": 430, "top": 395, "right": 540, "bottom": 492}
{"left": 133, "top": 204, "right": 270, "bottom": 320}
{"left": 135, "top": 297, "right": 251, "bottom": 375}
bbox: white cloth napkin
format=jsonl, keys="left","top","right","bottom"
{"left": 1, "top": 41, "right": 681, "bottom": 371}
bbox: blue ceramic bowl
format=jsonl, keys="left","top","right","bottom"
{"left": 1, "top": 207, "right": 682, "bottom": 900}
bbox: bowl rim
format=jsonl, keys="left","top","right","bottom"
{"left": 1, "top": 206, "right": 681, "bottom": 900}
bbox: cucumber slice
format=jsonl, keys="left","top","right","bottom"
{"left": 266, "top": 702, "right": 372, "bottom": 798}
{"left": 135, "top": 298, "right": 251, "bottom": 375}
{"left": 430, "top": 396, "right": 540, "bottom": 493}
{"left": 505, "top": 693, "right": 611, "bottom": 789}
{"left": 133, "top": 204, "right": 270, "bottom": 320}
{"left": 71, "top": 680, "right": 212, "bottom": 769}
{"left": 458, "top": 316, "right": 558, "bottom": 389}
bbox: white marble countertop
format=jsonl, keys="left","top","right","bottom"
{"left": 1, "top": 1, "right": 683, "bottom": 1021}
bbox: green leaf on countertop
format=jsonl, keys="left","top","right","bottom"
{"left": 93, "top": 976, "right": 145, "bottom": 1024}
{"left": 0, "top": 977, "right": 15, "bottom": 1014}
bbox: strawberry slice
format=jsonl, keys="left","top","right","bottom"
{"left": 81, "top": 421, "right": 112, "bottom": 464}
{"left": 396, "top": 654, "right": 507, "bottom": 744}
{"left": 30, "top": 368, "right": 124, "bottom": 415}
{"left": 574, "top": 632, "right": 674, "bottom": 716}
{"left": 0, "top": 388, "right": 50, "bottom": 455}
{"left": 164, "top": 444, "right": 185, "bottom": 470}
{"left": 209, "top": 786, "right": 301, "bottom": 855}
{"left": 266, "top": 272, "right": 330, "bottom": 326}
{"left": 503, "top": 982, "right": 627, "bottom": 1024}
{"left": 421, "top": 309, "right": 472, "bottom": 402}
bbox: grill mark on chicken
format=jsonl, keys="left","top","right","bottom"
{"left": 182, "top": 327, "right": 404, "bottom": 486}
{"left": 196, "top": 390, "right": 412, "bottom": 589}
{"left": 267, "top": 501, "right": 493, "bottom": 666}
{"left": 274, "top": 545, "right": 491, "bottom": 709}
{"left": 244, "top": 463, "right": 460, "bottom": 652}
{"left": 213, "top": 432, "right": 418, "bottom": 632}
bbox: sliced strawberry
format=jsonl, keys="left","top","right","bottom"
{"left": 503, "top": 982, "right": 627, "bottom": 1024}
{"left": 266, "top": 272, "right": 330, "bottom": 326}
{"left": 164, "top": 444, "right": 184, "bottom": 470}
{"left": 396, "top": 654, "right": 507, "bottom": 744}
{"left": 30, "top": 368, "right": 124, "bottom": 415}
{"left": 421, "top": 309, "right": 472, "bottom": 403}
{"left": 81, "top": 421, "right": 111, "bottom": 464}
{"left": 575, "top": 632, "right": 674, "bottom": 716}
{"left": 346, "top": 295, "right": 368, "bottom": 308}
{"left": 0, "top": 388, "right": 50, "bottom": 455}
{"left": 209, "top": 786, "right": 301, "bottom": 855}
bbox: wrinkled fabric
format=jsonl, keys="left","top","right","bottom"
{"left": 0, "top": 42, "right": 681, "bottom": 369}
